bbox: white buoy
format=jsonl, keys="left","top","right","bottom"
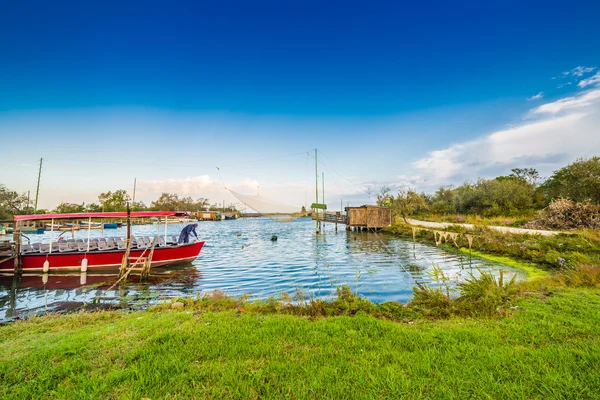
{"left": 81, "top": 258, "right": 88, "bottom": 272}
{"left": 80, "top": 272, "right": 87, "bottom": 285}
{"left": 42, "top": 273, "right": 48, "bottom": 284}
{"left": 43, "top": 260, "right": 50, "bottom": 273}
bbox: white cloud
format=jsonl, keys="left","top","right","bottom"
{"left": 527, "top": 92, "right": 544, "bottom": 100}
{"left": 530, "top": 88, "right": 600, "bottom": 115}
{"left": 557, "top": 82, "right": 572, "bottom": 89}
{"left": 563, "top": 66, "right": 596, "bottom": 77}
{"left": 578, "top": 72, "right": 600, "bottom": 88}
{"left": 412, "top": 87, "right": 600, "bottom": 188}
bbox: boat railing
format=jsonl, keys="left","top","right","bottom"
{"left": 20, "top": 235, "right": 183, "bottom": 255}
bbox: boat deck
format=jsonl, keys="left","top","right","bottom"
{"left": 20, "top": 235, "right": 181, "bottom": 255}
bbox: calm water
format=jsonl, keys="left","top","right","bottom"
{"left": 0, "top": 217, "right": 526, "bottom": 321}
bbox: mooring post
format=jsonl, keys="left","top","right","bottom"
{"left": 119, "top": 203, "right": 132, "bottom": 278}
{"left": 13, "top": 222, "right": 22, "bottom": 273}
{"left": 141, "top": 238, "right": 157, "bottom": 279}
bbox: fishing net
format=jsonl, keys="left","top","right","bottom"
{"left": 228, "top": 189, "right": 307, "bottom": 222}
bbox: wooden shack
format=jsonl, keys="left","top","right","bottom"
{"left": 345, "top": 205, "right": 392, "bottom": 231}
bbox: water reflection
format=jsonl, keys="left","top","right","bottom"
{"left": 0, "top": 218, "right": 525, "bottom": 321}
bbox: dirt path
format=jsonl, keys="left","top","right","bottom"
{"left": 405, "top": 218, "right": 562, "bottom": 236}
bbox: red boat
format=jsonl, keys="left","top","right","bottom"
{"left": 0, "top": 211, "right": 204, "bottom": 273}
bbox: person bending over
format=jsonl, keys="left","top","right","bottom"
{"left": 178, "top": 223, "right": 199, "bottom": 244}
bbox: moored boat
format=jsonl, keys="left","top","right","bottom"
{"left": 80, "top": 221, "right": 103, "bottom": 229}
{"left": 45, "top": 223, "right": 81, "bottom": 231}
{"left": 1, "top": 211, "right": 205, "bottom": 273}
{"left": 6, "top": 228, "right": 45, "bottom": 234}
{"left": 21, "top": 228, "right": 46, "bottom": 234}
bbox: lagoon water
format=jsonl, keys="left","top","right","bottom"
{"left": 0, "top": 217, "right": 526, "bottom": 321}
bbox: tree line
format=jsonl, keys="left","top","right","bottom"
{"left": 0, "top": 188, "right": 236, "bottom": 220}
{"left": 377, "top": 156, "right": 600, "bottom": 221}
{"left": 2, "top": 156, "right": 598, "bottom": 221}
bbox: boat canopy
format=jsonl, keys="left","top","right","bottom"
{"left": 14, "top": 211, "right": 191, "bottom": 222}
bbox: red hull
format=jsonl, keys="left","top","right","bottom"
{"left": 0, "top": 242, "right": 204, "bottom": 272}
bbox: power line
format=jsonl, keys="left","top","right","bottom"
{"left": 306, "top": 152, "right": 370, "bottom": 196}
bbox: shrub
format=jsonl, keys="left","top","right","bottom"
{"left": 539, "top": 156, "right": 600, "bottom": 204}
{"left": 409, "top": 265, "right": 454, "bottom": 318}
{"left": 550, "top": 266, "right": 600, "bottom": 288}
{"left": 457, "top": 269, "right": 518, "bottom": 316}
{"left": 410, "top": 285, "right": 454, "bottom": 318}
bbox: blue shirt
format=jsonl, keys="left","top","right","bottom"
{"left": 181, "top": 224, "right": 198, "bottom": 237}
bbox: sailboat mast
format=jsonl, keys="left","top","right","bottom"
{"left": 132, "top": 178, "right": 137, "bottom": 203}
{"left": 34, "top": 157, "right": 43, "bottom": 214}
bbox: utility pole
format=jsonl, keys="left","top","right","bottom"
{"left": 322, "top": 172, "right": 325, "bottom": 232}
{"left": 322, "top": 172, "right": 325, "bottom": 206}
{"left": 34, "top": 158, "right": 42, "bottom": 214}
{"left": 339, "top": 198, "right": 343, "bottom": 232}
{"left": 315, "top": 148, "right": 319, "bottom": 233}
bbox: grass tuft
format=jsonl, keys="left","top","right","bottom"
{"left": 457, "top": 269, "right": 518, "bottom": 316}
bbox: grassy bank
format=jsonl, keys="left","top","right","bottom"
{"left": 387, "top": 222, "right": 600, "bottom": 271}
{"left": 3, "top": 262, "right": 600, "bottom": 400}
{"left": 1, "top": 286, "right": 599, "bottom": 399}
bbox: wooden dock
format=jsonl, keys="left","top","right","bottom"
{"left": 316, "top": 211, "right": 348, "bottom": 224}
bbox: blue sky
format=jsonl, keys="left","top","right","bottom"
{"left": 1, "top": 0, "right": 599, "bottom": 210}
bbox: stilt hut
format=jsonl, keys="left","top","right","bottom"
{"left": 345, "top": 205, "right": 392, "bottom": 231}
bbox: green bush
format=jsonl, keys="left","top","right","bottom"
{"left": 457, "top": 269, "right": 518, "bottom": 316}
{"left": 410, "top": 284, "right": 454, "bottom": 318}
{"left": 539, "top": 156, "right": 600, "bottom": 204}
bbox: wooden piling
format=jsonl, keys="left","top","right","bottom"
{"left": 119, "top": 204, "right": 132, "bottom": 278}
{"left": 13, "top": 222, "right": 22, "bottom": 273}
{"left": 141, "top": 238, "right": 157, "bottom": 279}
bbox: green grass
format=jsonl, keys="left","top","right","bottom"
{"left": 388, "top": 222, "right": 600, "bottom": 270}
{"left": 458, "top": 248, "right": 551, "bottom": 279}
{"left": 1, "top": 288, "right": 600, "bottom": 399}
{"left": 413, "top": 213, "right": 536, "bottom": 227}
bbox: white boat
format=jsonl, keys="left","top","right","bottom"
{"left": 80, "top": 221, "right": 103, "bottom": 229}
{"left": 45, "top": 223, "right": 81, "bottom": 231}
